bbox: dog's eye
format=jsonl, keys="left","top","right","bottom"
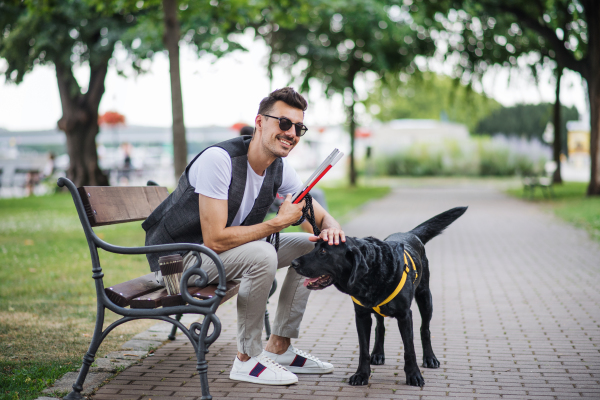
{"left": 320, "top": 248, "right": 326, "bottom": 255}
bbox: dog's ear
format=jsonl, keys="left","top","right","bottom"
{"left": 347, "top": 241, "right": 368, "bottom": 290}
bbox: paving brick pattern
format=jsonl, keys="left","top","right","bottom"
{"left": 93, "top": 186, "right": 600, "bottom": 400}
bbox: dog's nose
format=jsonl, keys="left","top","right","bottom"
{"left": 291, "top": 260, "right": 300, "bottom": 269}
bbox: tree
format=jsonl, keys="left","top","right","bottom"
{"left": 552, "top": 65, "right": 564, "bottom": 183}
{"left": 475, "top": 103, "right": 579, "bottom": 144}
{"left": 248, "top": 1, "right": 316, "bottom": 91}
{"left": 0, "top": 1, "right": 140, "bottom": 186}
{"left": 269, "top": 0, "right": 435, "bottom": 185}
{"left": 162, "top": 0, "right": 187, "bottom": 179}
{"left": 364, "top": 71, "right": 501, "bottom": 133}
{"left": 97, "top": 0, "right": 253, "bottom": 180}
{"left": 416, "top": 0, "right": 600, "bottom": 195}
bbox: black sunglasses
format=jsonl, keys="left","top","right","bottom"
{"left": 262, "top": 114, "right": 308, "bottom": 137}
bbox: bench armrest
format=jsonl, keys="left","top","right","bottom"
{"left": 97, "top": 241, "right": 225, "bottom": 308}
{"left": 57, "top": 177, "right": 227, "bottom": 303}
{"left": 94, "top": 239, "right": 226, "bottom": 295}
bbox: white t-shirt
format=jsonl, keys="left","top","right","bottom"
{"left": 188, "top": 147, "right": 303, "bottom": 226}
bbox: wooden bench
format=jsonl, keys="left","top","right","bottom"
{"left": 58, "top": 177, "right": 237, "bottom": 400}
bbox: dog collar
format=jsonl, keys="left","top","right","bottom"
{"left": 351, "top": 250, "right": 417, "bottom": 317}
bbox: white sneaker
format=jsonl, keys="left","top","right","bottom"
{"left": 229, "top": 353, "right": 298, "bottom": 385}
{"left": 262, "top": 345, "right": 334, "bottom": 374}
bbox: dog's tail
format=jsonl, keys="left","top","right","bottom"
{"left": 410, "top": 206, "right": 468, "bottom": 244}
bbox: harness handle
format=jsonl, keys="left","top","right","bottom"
{"left": 268, "top": 193, "right": 320, "bottom": 252}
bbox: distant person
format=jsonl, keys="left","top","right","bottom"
{"left": 240, "top": 125, "right": 254, "bottom": 137}
{"left": 119, "top": 142, "right": 133, "bottom": 185}
{"left": 41, "top": 152, "right": 56, "bottom": 180}
{"left": 25, "top": 170, "right": 39, "bottom": 196}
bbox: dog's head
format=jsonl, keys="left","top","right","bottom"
{"left": 291, "top": 237, "right": 374, "bottom": 293}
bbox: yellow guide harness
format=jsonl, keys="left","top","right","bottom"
{"left": 351, "top": 250, "right": 417, "bottom": 317}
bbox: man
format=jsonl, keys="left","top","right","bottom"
{"left": 143, "top": 87, "right": 346, "bottom": 385}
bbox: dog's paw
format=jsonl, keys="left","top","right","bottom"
{"left": 348, "top": 373, "right": 370, "bottom": 386}
{"left": 423, "top": 354, "right": 440, "bottom": 368}
{"left": 370, "top": 353, "right": 385, "bottom": 365}
{"left": 405, "top": 370, "right": 425, "bottom": 387}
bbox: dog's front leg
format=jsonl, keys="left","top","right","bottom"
{"left": 397, "top": 309, "right": 425, "bottom": 387}
{"left": 370, "top": 313, "right": 385, "bottom": 365}
{"left": 349, "top": 305, "right": 372, "bottom": 386}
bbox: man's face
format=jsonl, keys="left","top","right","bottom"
{"left": 256, "top": 101, "right": 304, "bottom": 158}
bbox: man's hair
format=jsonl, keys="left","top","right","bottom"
{"left": 257, "top": 87, "right": 308, "bottom": 116}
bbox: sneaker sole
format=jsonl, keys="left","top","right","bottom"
{"left": 286, "top": 365, "right": 334, "bottom": 374}
{"left": 229, "top": 372, "right": 298, "bottom": 385}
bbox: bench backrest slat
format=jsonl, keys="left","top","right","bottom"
{"left": 77, "top": 186, "right": 169, "bottom": 227}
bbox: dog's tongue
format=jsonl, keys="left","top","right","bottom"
{"left": 303, "top": 277, "right": 321, "bottom": 287}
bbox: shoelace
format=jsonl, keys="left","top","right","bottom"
{"left": 258, "top": 354, "right": 290, "bottom": 372}
{"left": 291, "top": 347, "right": 321, "bottom": 363}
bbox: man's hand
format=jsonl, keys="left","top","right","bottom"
{"left": 309, "top": 228, "right": 346, "bottom": 245}
{"left": 275, "top": 194, "right": 305, "bottom": 227}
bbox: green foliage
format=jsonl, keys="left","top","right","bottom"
{"left": 475, "top": 103, "right": 579, "bottom": 148}
{"left": 411, "top": 0, "right": 598, "bottom": 193}
{"left": 270, "top": 0, "right": 433, "bottom": 95}
{"left": 0, "top": 0, "right": 137, "bottom": 83}
{"left": 412, "top": 0, "right": 589, "bottom": 80}
{"left": 0, "top": 359, "right": 77, "bottom": 400}
{"left": 365, "top": 71, "right": 501, "bottom": 133}
{"left": 320, "top": 185, "right": 390, "bottom": 222}
{"left": 376, "top": 137, "right": 545, "bottom": 177}
{"left": 265, "top": 0, "right": 436, "bottom": 184}
{"left": 0, "top": 193, "right": 152, "bottom": 400}
{"left": 555, "top": 196, "right": 600, "bottom": 242}
{"left": 95, "top": 0, "right": 254, "bottom": 74}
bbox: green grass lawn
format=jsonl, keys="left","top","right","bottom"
{"left": 0, "top": 184, "right": 389, "bottom": 400}
{"left": 507, "top": 182, "right": 600, "bottom": 241}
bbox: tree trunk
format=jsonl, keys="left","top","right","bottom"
{"left": 588, "top": 72, "right": 600, "bottom": 195}
{"left": 347, "top": 93, "right": 357, "bottom": 187}
{"left": 163, "top": 0, "right": 188, "bottom": 181}
{"left": 55, "top": 62, "right": 109, "bottom": 187}
{"left": 64, "top": 120, "right": 107, "bottom": 186}
{"left": 552, "top": 65, "right": 563, "bottom": 184}
{"left": 586, "top": 1, "right": 600, "bottom": 195}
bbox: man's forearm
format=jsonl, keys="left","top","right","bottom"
{"left": 204, "top": 217, "right": 287, "bottom": 253}
{"left": 319, "top": 213, "right": 341, "bottom": 231}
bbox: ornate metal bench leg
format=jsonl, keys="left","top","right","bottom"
{"left": 168, "top": 314, "right": 182, "bottom": 340}
{"left": 195, "top": 324, "right": 212, "bottom": 399}
{"left": 197, "top": 351, "right": 211, "bottom": 400}
{"left": 64, "top": 307, "right": 106, "bottom": 400}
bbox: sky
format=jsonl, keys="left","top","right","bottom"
{"left": 0, "top": 32, "right": 589, "bottom": 132}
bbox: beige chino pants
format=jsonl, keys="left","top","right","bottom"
{"left": 182, "top": 233, "right": 315, "bottom": 357}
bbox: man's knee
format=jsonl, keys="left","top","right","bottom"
{"left": 244, "top": 241, "right": 278, "bottom": 277}
{"left": 294, "top": 233, "right": 316, "bottom": 256}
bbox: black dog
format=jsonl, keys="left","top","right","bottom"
{"left": 291, "top": 207, "right": 467, "bottom": 387}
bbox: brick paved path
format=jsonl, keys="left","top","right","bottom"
{"left": 93, "top": 186, "right": 600, "bottom": 400}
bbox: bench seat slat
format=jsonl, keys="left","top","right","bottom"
{"left": 78, "top": 186, "right": 169, "bottom": 226}
{"left": 105, "top": 273, "right": 162, "bottom": 307}
{"left": 161, "top": 282, "right": 241, "bottom": 308}
{"left": 108, "top": 273, "right": 240, "bottom": 309}
{"left": 130, "top": 288, "right": 169, "bottom": 309}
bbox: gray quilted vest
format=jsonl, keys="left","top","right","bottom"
{"left": 142, "top": 136, "right": 283, "bottom": 271}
